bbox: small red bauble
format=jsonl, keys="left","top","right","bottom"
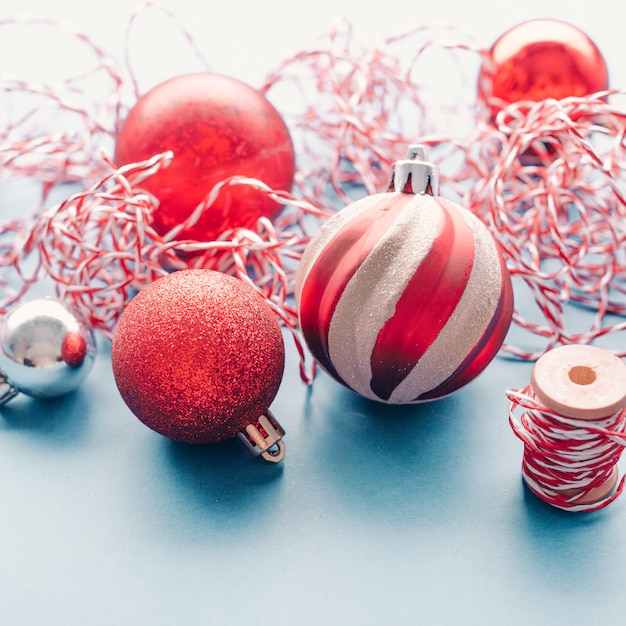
{"left": 295, "top": 148, "right": 514, "bottom": 404}
{"left": 61, "top": 331, "right": 88, "bottom": 368}
{"left": 478, "top": 19, "right": 608, "bottom": 115}
{"left": 114, "top": 73, "right": 296, "bottom": 241}
{"left": 111, "top": 270, "right": 286, "bottom": 456}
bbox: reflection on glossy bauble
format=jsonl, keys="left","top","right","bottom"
{"left": 478, "top": 19, "right": 608, "bottom": 116}
{"left": 114, "top": 73, "right": 296, "bottom": 242}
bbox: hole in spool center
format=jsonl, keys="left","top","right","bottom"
{"left": 568, "top": 365, "right": 597, "bottom": 386}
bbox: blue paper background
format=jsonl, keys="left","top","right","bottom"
{"left": 0, "top": 1, "right": 625, "bottom": 624}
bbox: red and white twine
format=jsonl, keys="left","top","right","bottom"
{"left": 508, "top": 385, "right": 626, "bottom": 512}
{"left": 1, "top": 5, "right": 625, "bottom": 374}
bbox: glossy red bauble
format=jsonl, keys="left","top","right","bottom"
{"left": 114, "top": 73, "right": 296, "bottom": 241}
{"left": 478, "top": 19, "right": 608, "bottom": 116}
{"left": 111, "top": 270, "right": 285, "bottom": 443}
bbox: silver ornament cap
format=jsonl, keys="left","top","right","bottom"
{"left": 0, "top": 298, "right": 96, "bottom": 403}
{"left": 387, "top": 144, "right": 440, "bottom": 195}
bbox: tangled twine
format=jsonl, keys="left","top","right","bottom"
{"left": 426, "top": 95, "right": 626, "bottom": 358}
{"left": 1, "top": 3, "right": 625, "bottom": 377}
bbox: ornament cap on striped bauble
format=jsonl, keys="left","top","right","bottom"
{"left": 386, "top": 144, "right": 440, "bottom": 195}
{"left": 296, "top": 145, "right": 514, "bottom": 404}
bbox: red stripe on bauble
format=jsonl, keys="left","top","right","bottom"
{"left": 417, "top": 256, "right": 514, "bottom": 401}
{"left": 369, "top": 199, "right": 476, "bottom": 400}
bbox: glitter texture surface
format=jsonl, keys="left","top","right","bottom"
{"left": 111, "top": 270, "right": 285, "bottom": 443}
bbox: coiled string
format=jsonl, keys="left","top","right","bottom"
{"left": 508, "top": 385, "right": 626, "bottom": 512}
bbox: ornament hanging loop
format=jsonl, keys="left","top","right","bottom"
{"left": 237, "top": 411, "right": 286, "bottom": 463}
{"left": 0, "top": 372, "right": 18, "bottom": 406}
{"left": 387, "top": 144, "right": 439, "bottom": 196}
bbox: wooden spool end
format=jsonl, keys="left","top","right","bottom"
{"left": 531, "top": 344, "right": 626, "bottom": 421}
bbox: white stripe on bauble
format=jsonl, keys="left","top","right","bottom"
{"left": 327, "top": 193, "right": 442, "bottom": 402}
{"left": 389, "top": 201, "right": 504, "bottom": 402}
{"left": 295, "top": 192, "right": 387, "bottom": 304}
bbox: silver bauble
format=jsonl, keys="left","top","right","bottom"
{"left": 0, "top": 298, "right": 96, "bottom": 401}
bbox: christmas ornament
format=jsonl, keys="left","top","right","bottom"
{"left": 508, "top": 345, "right": 626, "bottom": 512}
{"left": 0, "top": 298, "right": 96, "bottom": 404}
{"left": 478, "top": 19, "right": 608, "bottom": 117}
{"left": 111, "top": 269, "right": 286, "bottom": 461}
{"left": 295, "top": 146, "right": 514, "bottom": 403}
{"left": 114, "top": 72, "right": 296, "bottom": 242}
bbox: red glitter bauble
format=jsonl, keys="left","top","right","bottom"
{"left": 111, "top": 270, "right": 285, "bottom": 443}
{"left": 478, "top": 19, "right": 608, "bottom": 115}
{"left": 114, "top": 73, "right": 296, "bottom": 241}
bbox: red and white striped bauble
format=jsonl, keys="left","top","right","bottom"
{"left": 295, "top": 151, "right": 514, "bottom": 404}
